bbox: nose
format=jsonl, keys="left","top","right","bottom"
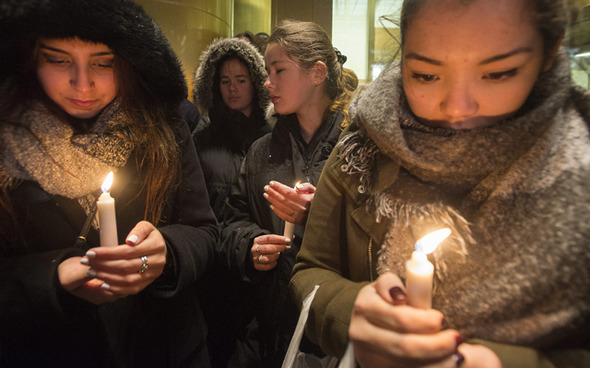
{"left": 229, "top": 81, "right": 238, "bottom": 92}
{"left": 70, "top": 64, "right": 94, "bottom": 92}
{"left": 440, "top": 80, "right": 478, "bottom": 121}
{"left": 264, "top": 76, "right": 272, "bottom": 91}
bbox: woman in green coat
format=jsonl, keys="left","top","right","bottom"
{"left": 291, "top": 0, "right": 590, "bottom": 367}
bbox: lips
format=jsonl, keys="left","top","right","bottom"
{"left": 68, "top": 98, "right": 98, "bottom": 108}
{"left": 269, "top": 95, "right": 279, "bottom": 103}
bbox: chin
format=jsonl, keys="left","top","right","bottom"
{"left": 418, "top": 116, "right": 503, "bottom": 130}
{"left": 67, "top": 110, "right": 101, "bottom": 119}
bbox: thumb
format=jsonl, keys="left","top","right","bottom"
{"left": 296, "top": 182, "right": 316, "bottom": 194}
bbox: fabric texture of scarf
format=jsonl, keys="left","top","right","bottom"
{"left": 338, "top": 50, "right": 590, "bottom": 347}
{"left": 0, "top": 101, "right": 134, "bottom": 213}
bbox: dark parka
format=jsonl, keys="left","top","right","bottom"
{"left": 220, "top": 110, "right": 343, "bottom": 365}
{"left": 192, "top": 37, "right": 272, "bottom": 219}
{"left": 191, "top": 37, "right": 272, "bottom": 368}
{"left": 0, "top": 1, "right": 218, "bottom": 367}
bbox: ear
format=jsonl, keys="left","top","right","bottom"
{"left": 542, "top": 31, "right": 565, "bottom": 72}
{"left": 312, "top": 61, "right": 328, "bottom": 84}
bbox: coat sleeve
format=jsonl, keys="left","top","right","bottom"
{"left": 151, "top": 121, "right": 219, "bottom": 296}
{"left": 219, "top": 153, "right": 269, "bottom": 282}
{"left": 290, "top": 148, "right": 367, "bottom": 358}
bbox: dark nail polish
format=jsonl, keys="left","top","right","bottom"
{"left": 454, "top": 352, "right": 465, "bottom": 367}
{"left": 389, "top": 286, "right": 406, "bottom": 304}
{"left": 455, "top": 334, "right": 464, "bottom": 347}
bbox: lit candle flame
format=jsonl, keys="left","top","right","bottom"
{"left": 101, "top": 172, "right": 114, "bottom": 193}
{"left": 415, "top": 228, "right": 451, "bottom": 255}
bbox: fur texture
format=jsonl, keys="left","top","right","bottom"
{"left": 193, "top": 37, "right": 269, "bottom": 112}
{"left": 337, "top": 49, "right": 590, "bottom": 347}
{"left": 1, "top": 0, "right": 187, "bottom": 109}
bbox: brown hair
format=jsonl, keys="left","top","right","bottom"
{"left": 267, "top": 19, "right": 356, "bottom": 124}
{"left": 0, "top": 38, "right": 180, "bottom": 226}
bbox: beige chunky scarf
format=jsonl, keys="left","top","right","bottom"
{"left": 339, "top": 50, "right": 590, "bottom": 348}
{"left": 0, "top": 101, "right": 134, "bottom": 213}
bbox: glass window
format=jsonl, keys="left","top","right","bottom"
{"left": 332, "top": 0, "right": 403, "bottom": 83}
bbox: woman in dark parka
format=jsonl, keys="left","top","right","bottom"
{"left": 191, "top": 37, "right": 272, "bottom": 368}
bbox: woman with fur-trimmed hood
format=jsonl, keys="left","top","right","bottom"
{"left": 0, "top": 1, "right": 218, "bottom": 367}
{"left": 192, "top": 37, "right": 272, "bottom": 219}
{"left": 191, "top": 36, "right": 272, "bottom": 368}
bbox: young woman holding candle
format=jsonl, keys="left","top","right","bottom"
{"left": 219, "top": 20, "right": 357, "bottom": 366}
{"left": 290, "top": 0, "right": 590, "bottom": 367}
{"left": 0, "top": 1, "right": 218, "bottom": 367}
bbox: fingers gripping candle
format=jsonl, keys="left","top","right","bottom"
{"left": 406, "top": 228, "right": 451, "bottom": 309}
{"left": 97, "top": 172, "right": 118, "bottom": 247}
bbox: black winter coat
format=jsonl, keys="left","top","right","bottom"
{"left": 220, "top": 111, "right": 343, "bottom": 366}
{"left": 0, "top": 121, "right": 218, "bottom": 368}
{"left": 194, "top": 106, "right": 272, "bottom": 219}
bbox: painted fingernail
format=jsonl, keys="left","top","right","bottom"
{"left": 285, "top": 237, "right": 291, "bottom": 243}
{"left": 87, "top": 269, "right": 97, "bottom": 277}
{"left": 389, "top": 286, "right": 406, "bottom": 304}
{"left": 85, "top": 250, "right": 96, "bottom": 258}
{"left": 264, "top": 185, "right": 270, "bottom": 191}
{"left": 454, "top": 352, "right": 465, "bottom": 367}
{"left": 455, "top": 334, "right": 464, "bottom": 348}
{"left": 101, "top": 283, "right": 111, "bottom": 290}
{"left": 296, "top": 183, "right": 304, "bottom": 190}
{"left": 80, "top": 258, "right": 89, "bottom": 266}
{"left": 269, "top": 181, "right": 275, "bottom": 186}
{"left": 263, "top": 193, "right": 269, "bottom": 199}
{"left": 126, "top": 234, "right": 138, "bottom": 244}
{"left": 270, "top": 204, "right": 275, "bottom": 210}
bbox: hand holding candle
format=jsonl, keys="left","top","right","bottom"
{"left": 406, "top": 228, "right": 451, "bottom": 309}
{"left": 97, "top": 172, "right": 118, "bottom": 247}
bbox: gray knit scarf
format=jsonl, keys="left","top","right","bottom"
{"left": 0, "top": 101, "right": 134, "bottom": 214}
{"left": 339, "top": 50, "right": 590, "bottom": 348}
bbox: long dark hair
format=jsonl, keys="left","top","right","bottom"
{"left": 0, "top": 36, "right": 180, "bottom": 227}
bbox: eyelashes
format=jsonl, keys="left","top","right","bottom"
{"left": 484, "top": 68, "right": 517, "bottom": 80}
{"left": 410, "top": 68, "right": 519, "bottom": 84}
{"left": 41, "top": 53, "right": 114, "bottom": 70}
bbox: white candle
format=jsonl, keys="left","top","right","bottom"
{"left": 282, "top": 181, "right": 300, "bottom": 250}
{"left": 97, "top": 172, "right": 118, "bottom": 247}
{"left": 406, "top": 228, "right": 451, "bottom": 309}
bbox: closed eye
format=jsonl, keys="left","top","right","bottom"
{"left": 42, "top": 54, "right": 69, "bottom": 65}
{"left": 484, "top": 68, "right": 518, "bottom": 80}
{"left": 411, "top": 73, "right": 439, "bottom": 83}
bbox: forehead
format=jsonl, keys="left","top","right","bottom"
{"left": 38, "top": 37, "right": 113, "bottom": 54}
{"left": 264, "top": 43, "right": 297, "bottom": 66}
{"left": 220, "top": 58, "right": 249, "bottom": 75}
{"left": 403, "top": 0, "right": 538, "bottom": 58}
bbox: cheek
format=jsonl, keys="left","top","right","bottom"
{"left": 37, "top": 67, "right": 60, "bottom": 94}
{"left": 403, "top": 83, "right": 438, "bottom": 118}
{"left": 478, "top": 82, "right": 534, "bottom": 117}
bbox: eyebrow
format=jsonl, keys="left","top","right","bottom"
{"left": 405, "top": 46, "right": 534, "bottom": 66}
{"left": 39, "top": 43, "right": 114, "bottom": 57}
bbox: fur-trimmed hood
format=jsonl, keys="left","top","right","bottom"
{"left": 1, "top": 0, "right": 187, "bottom": 110}
{"left": 193, "top": 37, "right": 269, "bottom": 112}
